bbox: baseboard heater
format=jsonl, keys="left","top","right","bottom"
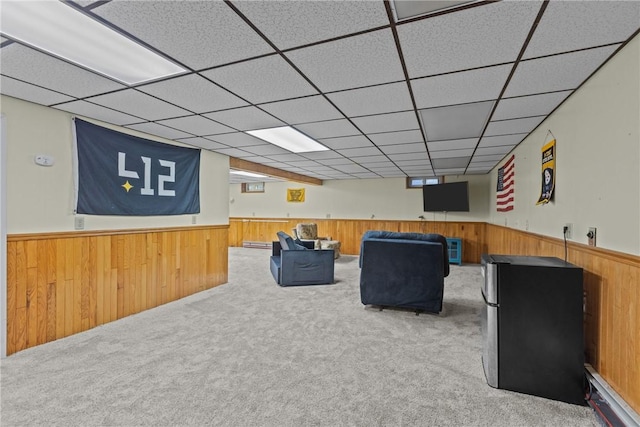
{"left": 585, "top": 364, "right": 640, "bottom": 427}
{"left": 242, "top": 241, "right": 271, "bottom": 249}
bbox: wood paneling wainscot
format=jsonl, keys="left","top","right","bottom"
{"left": 6, "top": 225, "right": 228, "bottom": 355}
{"left": 484, "top": 224, "right": 640, "bottom": 413}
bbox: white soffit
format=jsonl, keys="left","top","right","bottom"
{"left": 233, "top": 1, "right": 388, "bottom": 50}
{"left": 397, "top": 1, "right": 540, "bottom": 77}
{"left": 126, "top": 122, "right": 192, "bottom": 140}
{"left": 0, "top": 44, "right": 125, "bottom": 98}
{"left": 204, "top": 107, "right": 284, "bottom": 131}
{"left": 286, "top": 29, "right": 405, "bottom": 93}
{"left": 411, "top": 65, "right": 511, "bottom": 109}
{"left": 352, "top": 111, "right": 419, "bottom": 134}
{"left": 524, "top": 1, "right": 640, "bottom": 59}
{"left": 86, "top": 89, "right": 191, "bottom": 121}
{"left": 201, "top": 55, "right": 317, "bottom": 104}
{"left": 504, "top": 45, "right": 620, "bottom": 98}
{"left": 493, "top": 91, "right": 572, "bottom": 121}
{"left": 368, "top": 129, "right": 423, "bottom": 146}
{"left": 92, "top": 1, "right": 274, "bottom": 70}
{"left": 137, "top": 74, "right": 248, "bottom": 114}
{"left": 485, "top": 117, "right": 545, "bottom": 137}
{"left": 420, "top": 101, "right": 494, "bottom": 141}
{"left": 55, "top": 100, "right": 142, "bottom": 126}
{"left": 157, "top": 115, "right": 235, "bottom": 136}
{"left": 294, "top": 119, "right": 360, "bottom": 140}
{"left": 259, "top": 95, "right": 343, "bottom": 125}
{"left": 326, "top": 82, "right": 414, "bottom": 117}
{"left": 1, "top": 76, "right": 74, "bottom": 106}
{"left": 427, "top": 138, "right": 478, "bottom": 152}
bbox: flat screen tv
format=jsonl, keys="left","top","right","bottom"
{"left": 423, "top": 181, "right": 470, "bottom": 212}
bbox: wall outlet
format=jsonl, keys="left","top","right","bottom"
{"left": 326, "top": 213, "right": 331, "bottom": 219}
{"left": 587, "top": 227, "right": 597, "bottom": 246}
{"left": 74, "top": 216, "right": 85, "bottom": 230}
{"left": 192, "top": 215, "right": 197, "bottom": 225}
{"left": 564, "top": 223, "right": 573, "bottom": 239}
{"left": 525, "top": 219, "right": 529, "bottom": 231}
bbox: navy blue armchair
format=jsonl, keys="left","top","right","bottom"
{"left": 359, "top": 231, "right": 449, "bottom": 313}
{"left": 270, "top": 231, "right": 335, "bottom": 286}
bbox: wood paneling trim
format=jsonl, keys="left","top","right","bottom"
{"left": 230, "top": 157, "right": 322, "bottom": 185}
{"left": 7, "top": 224, "right": 229, "bottom": 242}
{"left": 6, "top": 226, "right": 228, "bottom": 355}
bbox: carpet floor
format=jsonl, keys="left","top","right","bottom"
{"left": 0, "top": 247, "right": 598, "bottom": 426}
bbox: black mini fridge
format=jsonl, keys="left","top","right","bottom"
{"left": 480, "top": 254, "right": 585, "bottom": 405}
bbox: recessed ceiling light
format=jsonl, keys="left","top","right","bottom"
{"left": 230, "top": 170, "right": 267, "bottom": 178}
{"left": 1, "top": 1, "right": 186, "bottom": 85}
{"left": 246, "top": 126, "right": 329, "bottom": 153}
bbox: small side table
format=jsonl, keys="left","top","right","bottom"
{"left": 446, "top": 238, "right": 463, "bottom": 265}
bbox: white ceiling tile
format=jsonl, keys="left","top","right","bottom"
{"left": 411, "top": 65, "right": 511, "bottom": 109}
{"left": 92, "top": 1, "right": 274, "bottom": 70}
{"left": 204, "top": 106, "right": 284, "bottom": 131}
{"left": 126, "top": 122, "right": 192, "bottom": 140}
{"left": 336, "top": 147, "right": 382, "bottom": 157}
{"left": 398, "top": 1, "right": 541, "bottom": 77}
{"left": 368, "top": 130, "right": 424, "bottom": 146}
{"left": 432, "top": 157, "right": 470, "bottom": 168}
{"left": 464, "top": 169, "right": 492, "bottom": 174}
{"left": 427, "top": 138, "right": 478, "bottom": 152}
{"left": 493, "top": 91, "right": 572, "bottom": 121}
{"left": 213, "top": 147, "right": 252, "bottom": 157}
{"left": 301, "top": 150, "right": 343, "bottom": 160}
{"left": 388, "top": 152, "right": 429, "bottom": 162}
{"left": 420, "top": 101, "right": 494, "bottom": 141}
{"left": 352, "top": 173, "right": 384, "bottom": 179}
{"left": 395, "top": 159, "right": 432, "bottom": 167}
{"left": 504, "top": 45, "right": 620, "bottom": 97}
{"left": 468, "top": 160, "right": 497, "bottom": 167}
{"left": 524, "top": 1, "right": 640, "bottom": 59}
{"left": 353, "top": 111, "right": 419, "bottom": 134}
{"left": 430, "top": 149, "right": 474, "bottom": 159}
{"left": 0, "top": 44, "right": 125, "bottom": 97}
{"left": 393, "top": 1, "right": 476, "bottom": 20}
{"left": 291, "top": 160, "right": 321, "bottom": 168}
{"left": 259, "top": 95, "right": 343, "bottom": 124}
{"left": 326, "top": 82, "right": 414, "bottom": 117}
{"left": 319, "top": 135, "right": 373, "bottom": 150}
{"left": 233, "top": 1, "right": 388, "bottom": 50}
{"left": 302, "top": 166, "right": 340, "bottom": 173}
{"left": 176, "top": 137, "right": 228, "bottom": 150}
{"left": 351, "top": 155, "right": 390, "bottom": 164}
{"left": 479, "top": 134, "right": 527, "bottom": 148}
{"left": 201, "top": 55, "right": 317, "bottom": 104}
{"left": 474, "top": 146, "right": 514, "bottom": 156}
{"left": 286, "top": 29, "right": 405, "bottom": 92}
{"left": 472, "top": 154, "right": 507, "bottom": 162}
{"left": 233, "top": 143, "right": 290, "bottom": 156}
{"left": 54, "top": 100, "right": 141, "bottom": 126}
{"left": 86, "top": 90, "right": 191, "bottom": 121}
{"left": 295, "top": 119, "right": 360, "bottom": 139}
{"left": 485, "top": 117, "right": 544, "bottom": 137}
{"left": 157, "top": 115, "right": 235, "bottom": 135}
{"left": 379, "top": 142, "right": 426, "bottom": 155}
{"left": 319, "top": 158, "right": 356, "bottom": 166}
{"left": 333, "top": 164, "right": 370, "bottom": 174}
{"left": 1, "top": 76, "right": 74, "bottom": 106}
{"left": 266, "top": 153, "right": 308, "bottom": 162}
{"left": 362, "top": 161, "right": 396, "bottom": 168}
{"left": 207, "top": 133, "right": 267, "bottom": 148}
{"left": 137, "top": 74, "right": 248, "bottom": 114}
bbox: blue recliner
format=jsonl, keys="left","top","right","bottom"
{"left": 270, "top": 231, "right": 335, "bottom": 286}
{"left": 359, "top": 231, "right": 449, "bottom": 313}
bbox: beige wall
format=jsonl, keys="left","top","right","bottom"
{"left": 1, "top": 96, "right": 229, "bottom": 234}
{"left": 230, "top": 174, "right": 490, "bottom": 222}
{"left": 489, "top": 34, "right": 640, "bottom": 255}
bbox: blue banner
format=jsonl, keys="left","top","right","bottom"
{"left": 74, "top": 118, "right": 200, "bottom": 215}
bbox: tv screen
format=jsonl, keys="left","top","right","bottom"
{"left": 423, "top": 181, "right": 470, "bottom": 212}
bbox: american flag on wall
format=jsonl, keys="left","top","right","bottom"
{"left": 496, "top": 155, "right": 515, "bottom": 212}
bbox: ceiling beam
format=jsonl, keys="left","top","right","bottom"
{"left": 229, "top": 157, "right": 323, "bottom": 186}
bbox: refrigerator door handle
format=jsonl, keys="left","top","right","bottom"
{"left": 482, "top": 290, "right": 499, "bottom": 307}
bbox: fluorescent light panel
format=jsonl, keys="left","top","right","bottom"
{"left": 246, "top": 126, "right": 329, "bottom": 153}
{"left": 230, "top": 170, "right": 267, "bottom": 178}
{"left": 1, "top": 1, "right": 186, "bottom": 85}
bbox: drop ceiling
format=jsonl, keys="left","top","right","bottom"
{"left": 1, "top": 0, "right": 638, "bottom": 182}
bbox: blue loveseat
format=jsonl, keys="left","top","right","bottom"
{"left": 270, "top": 231, "right": 335, "bottom": 286}
{"left": 359, "top": 231, "right": 450, "bottom": 313}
